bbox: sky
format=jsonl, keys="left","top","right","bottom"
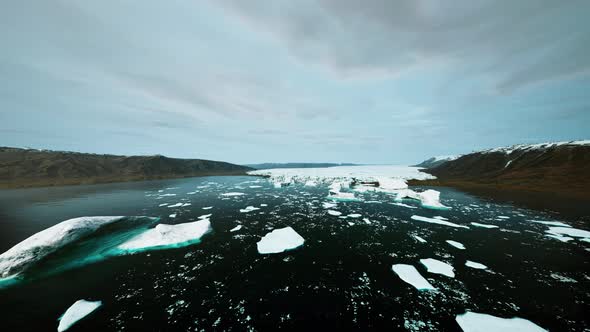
{"left": 1, "top": 0, "right": 589, "bottom": 165}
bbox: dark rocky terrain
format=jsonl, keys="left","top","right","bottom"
{"left": 0, "top": 147, "right": 252, "bottom": 188}
{"left": 410, "top": 141, "right": 590, "bottom": 201}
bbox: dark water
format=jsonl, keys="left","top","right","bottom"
{"left": 0, "top": 176, "right": 588, "bottom": 331}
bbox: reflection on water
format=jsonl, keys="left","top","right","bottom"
{"left": 0, "top": 176, "right": 588, "bottom": 331}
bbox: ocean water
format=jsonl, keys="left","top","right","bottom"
{"left": 0, "top": 175, "right": 588, "bottom": 331}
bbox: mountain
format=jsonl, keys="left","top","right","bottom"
{"left": 413, "top": 155, "right": 460, "bottom": 168}
{"left": 412, "top": 140, "right": 590, "bottom": 200}
{"left": 0, "top": 147, "right": 252, "bottom": 188}
{"left": 246, "top": 162, "right": 359, "bottom": 170}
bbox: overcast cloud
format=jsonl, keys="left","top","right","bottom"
{"left": 1, "top": 0, "right": 589, "bottom": 164}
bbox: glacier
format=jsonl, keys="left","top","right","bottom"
{"left": 57, "top": 299, "right": 102, "bottom": 332}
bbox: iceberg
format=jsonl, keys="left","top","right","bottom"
{"left": 239, "top": 206, "right": 260, "bottom": 213}
{"left": 446, "top": 240, "right": 466, "bottom": 250}
{"left": 396, "top": 189, "right": 450, "bottom": 210}
{"left": 391, "top": 264, "right": 436, "bottom": 291}
{"left": 455, "top": 311, "right": 547, "bottom": 332}
{"left": 411, "top": 215, "right": 469, "bottom": 229}
{"left": 57, "top": 299, "right": 102, "bottom": 332}
{"left": 465, "top": 260, "right": 487, "bottom": 269}
{"left": 0, "top": 216, "right": 126, "bottom": 279}
{"left": 118, "top": 219, "right": 211, "bottom": 252}
{"left": 420, "top": 258, "right": 455, "bottom": 278}
{"left": 257, "top": 227, "right": 305, "bottom": 254}
{"left": 470, "top": 222, "right": 499, "bottom": 229}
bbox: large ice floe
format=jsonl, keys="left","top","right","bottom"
{"left": 57, "top": 299, "right": 102, "bottom": 332}
{"left": 420, "top": 258, "right": 455, "bottom": 278}
{"left": 391, "top": 264, "right": 436, "bottom": 291}
{"left": 257, "top": 227, "right": 305, "bottom": 254}
{"left": 544, "top": 226, "right": 590, "bottom": 242}
{"left": 455, "top": 311, "right": 547, "bottom": 332}
{"left": 411, "top": 215, "right": 469, "bottom": 229}
{"left": 395, "top": 189, "right": 450, "bottom": 210}
{"left": 0, "top": 216, "right": 128, "bottom": 279}
{"left": 117, "top": 219, "right": 211, "bottom": 253}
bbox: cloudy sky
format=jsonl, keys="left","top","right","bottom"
{"left": 1, "top": 0, "right": 589, "bottom": 164}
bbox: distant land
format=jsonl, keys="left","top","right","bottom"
{"left": 245, "top": 162, "right": 359, "bottom": 170}
{"left": 0, "top": 147, "right": 252, "bottom": 189}
{"left": 410, "top": 140, "right": 590, "bottom": 202}
{"left": 413, "top": 155, "right": 459, "bottom": 169}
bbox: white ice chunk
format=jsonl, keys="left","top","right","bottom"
{"left": 396, "top": 189, "right": 449, "bottom": 210}
{"left": 322, "top": 202, "right": 337, "bottom": 209}
{"left": 393, "top": 202, "right": 417, "bottom": 209}
{"left": 411, "top": 215, "right": 469, "bottom": 229}
{"left": 57, "top": 299, "right": 102, "bottom": 332}
{"left": 304, "top": 180, "right": 317, "bottom": 187}
{"left": 420, "top": 258, "right": 455, "bottom": 278}
{"left": 470, "top": 222, "right": 499, "bottom": 229}
{"left": 202, "top": 206, "right": 213, "bottom": 210}
{"left": 327, "top": 191, "right": 360, "bottom": 202}
{"left": 413, "top": 235, "right": 427, "bottom": 243}
{"left": 446, "top": 240, "right": 466, "bottom": 250}
{"left": 456, "top": 311, "right": 547, "bottom": 332}
{"left": 465, "top": 260, "right": 487, "bottom": 269}
{"left": 545, "top": 226, "right": 590, "bottom": 240}
{"left": 118, "top": 219, "right": 211, "bottom": 251}
{"left": 230, "top": 225, "right": 242, "bottom": 232}
{"left": 257, "top": 227, "right": 305, "bottom": 254}
{"left": 239, "top": 206, "right": 260, "bottom": 213}
{"left": 169, "top": 214, "right": 177, "bottom": 218}
{"left": 327, "top": 210, "right": 342, "bottom": 216}
{"left": 168, "top": 203, "right": 183, "bottom": 208}
{"left": 528, "top": 220, "right": 571, "bottom": 227}
{"left": 347, "top": 214, "right": 362, "bottom": 218}
{"left": 545, "top": 234, "right": 574, "bottom": 242}
{"left": 391, "top": 264, "right": 436, "bottom": 291}
{"left": 0, "top": 216, "right": 125, "bottom": 279}
{"left": 198, "top": 214, "right": 212, "bottom": 220}
{"left": 220, "top": 192, "right": 245, "bottom": 196}
{"left": 497, "top": 216, "right": 510, "bottom": 219}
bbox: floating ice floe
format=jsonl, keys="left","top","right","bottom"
{"left": 169, "top": 214, "right": 177, "bottom": 218}
{"left": 411, "top": 215, "right": 469, "bottom": 229}
{"left": 497, "top": 216, "right": 510, "bottom": 219}
{"left": 446, "top": 240, "right": 466, "bottom": 250}
{"left": 57, "top": 299, "right": 102, "bottom": 332}
{"left": 420, "top": 258, "right": 455, "bottom": 278}
{"left": 327, "top": 210, "right": 342, "bottom": 216}
{"left": 528, "top": 220, "right": 571, "bottom": 227}
{"left": 118, "top": 219, "right": 211, "bottom": 252}
{"left": 393, "top": 202, "right": 418, "bottom": 209}
{"left": 465, "top": 260, "right": 487, "bottom": 269}
{"left": 230, "top": 225, "right": 242, "bottom": 232}
{"left": 471, "top": 222, "right": 499, "bottom": 229}
{"left": 395, "top": 189, "right": 450, "bottom": 210}
{"left": 347, "top": 214, "right": 362, "bottom": 218}
{"left": 455, "top": 311, "right": 547, "bottom": 332}
{"left": 304, "top": 180, "right": 317, "bottom": 187}
{"left": 545, "top": 234, "right": 574, "bottom": 242}
{"left": 545, "top": 226, "right": 590, "bottom": 242}
{"left": 391, "top": 264, "right": 436, "bottom": 291}
{"left": 249, "top": 185, "right": 263, "bottom": 188}
{"left": 322, "top": 202, "right": 337, "bottom": 209}
{"left": 202, "top": 206, "right": 213, "bottom": 210}
{"left": 257, "top": 227, "right": 305, "bottom": 254}
{"left": 0, "top": 216, "right": 126, "bottom": 279}
{"left": 413, "top": 235, "right": 427, "bottom": 243}
{"left": 220, "top": 192, "right": 245, "bottom": 197}
{"left": 239, "top": 206, "right": 260, "bottom": 213}
{"left": 168, "top": 203, "right": 183, "bottom": 208}
{"left": 198, "top": 214, "right": 212, "bottom": 220}
{"left": 158, "top": 203, "right": 169, "bottom": 207}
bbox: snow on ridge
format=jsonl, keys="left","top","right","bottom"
{"left": 0, "top": 216, "right": 127, "bottom": 279}
{"left": 456, "top": 311, "right": 547, "bottom": 332}
{"left": 479, "top": 140, "right": 590, "bottom": 155}
{"left": 432, "top": 155, "right": 460, "bottom": 162}
{"left": 58, "top": 299, "right": 102, "bottom": 332}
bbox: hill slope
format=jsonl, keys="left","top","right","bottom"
{"left": 0, "top": 147, "right": 252, "bottom": 188}
{"left": 413, "top": 155, "right": 460, "bottom": 168}
{"left": 412, "top": 141, "right": 590, "bottom": 200}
